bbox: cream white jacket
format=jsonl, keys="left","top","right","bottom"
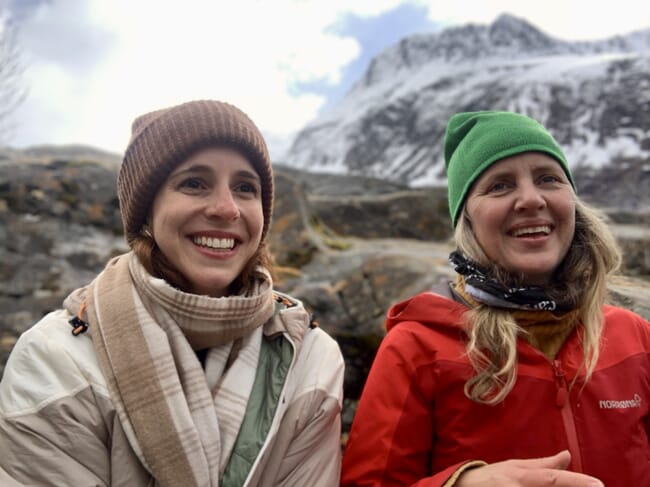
{"left": 0, "top": 304, "right": 344, "bottom": 486}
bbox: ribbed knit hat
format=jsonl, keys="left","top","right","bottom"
{"left": 118, "top": 100, "right": 273, "bottom": 245}
{"left": 444, "top": 110, "right": 575, "bottom": 228}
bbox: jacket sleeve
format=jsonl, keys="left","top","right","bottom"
{"left": 341, "top": 322, "right": 482, "bottom": 486}
{"left": 0, "top": 314, "right": 113, "bottom": 486}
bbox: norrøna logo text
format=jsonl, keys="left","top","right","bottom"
{"left": 599, "top": 394, "right": 642, "bottom": 409}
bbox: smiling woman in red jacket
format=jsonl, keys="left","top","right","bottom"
{"left": 341, "top": 111, "right": 650, "bottom": 487}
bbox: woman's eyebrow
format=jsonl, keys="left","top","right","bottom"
{"left": 532, "top": 163, "right": 560, "bottom": 171}
{"left": 478, "top": 169, "right": 512, "bottom": 183}
{"left": 235, "top": 169, "right": 261, "bottom": 181}
{"left": 169, "top": 164, "right": 213, "bottom": 177}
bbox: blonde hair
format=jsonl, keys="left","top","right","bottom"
{"left": 455, "top": 198, "right": 621, "bottom": 404}
{"left": 131, "top": 232, "right": 274, "bottom": 296}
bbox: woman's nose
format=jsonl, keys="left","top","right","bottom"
{"left": 204, "top": 188, "right": 240, "bottom": 220}
{"left": 514, "top": 181, "right": 546, "bottom": 211}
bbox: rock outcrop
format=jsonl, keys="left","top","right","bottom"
{"left": 1, "top": 155, "right": 649, "bottom": 437}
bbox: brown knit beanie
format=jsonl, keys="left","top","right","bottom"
{"left": 118, "top": 100, "right": 273, "bottom": 245}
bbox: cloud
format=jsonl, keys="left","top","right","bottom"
{"left": 6, "top": 0, "right": 650, "bottom": 160}
{"left": 11, "top": 0, "right": 411, "bottom": 157}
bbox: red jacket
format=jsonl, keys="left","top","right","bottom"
{"left": 341, "top": 291, "right": 650, "bottom": 486}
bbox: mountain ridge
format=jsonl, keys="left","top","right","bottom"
{"left": 284, "top": 13, "right": 650, "bottom": 194}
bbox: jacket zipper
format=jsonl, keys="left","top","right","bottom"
{"left": 552, "top": 359, "right": 583, "bottom": 472}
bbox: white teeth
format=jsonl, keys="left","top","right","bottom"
{"left": 193, "top": 236, "right": 235, "bottom": 249}
{"left": 512, "top": 225, "right": 551, "bottom": 237}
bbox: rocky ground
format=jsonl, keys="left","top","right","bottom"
{"left": 1, "top": 153, "right": 649, "bottom": 438}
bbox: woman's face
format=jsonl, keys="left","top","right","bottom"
{"left": 465, "top": 152, "right": 576, "bottom": 285}
{"left": 150, "top": 147, "right": 264, "bottom": 297}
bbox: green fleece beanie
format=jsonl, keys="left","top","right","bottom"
{"left": 444, "top": 111, "right": 575, "bottom": 228}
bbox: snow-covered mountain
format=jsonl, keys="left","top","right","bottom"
{"left": 284, "top": 14, "right": 650, "bottom": 187}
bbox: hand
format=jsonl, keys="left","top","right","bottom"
{"left": 455, "top": 450, "right": 604, "bottom": 486}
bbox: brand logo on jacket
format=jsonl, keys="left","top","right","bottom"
{"left": 599, "top": 394, "right": 642, "bottom": 409}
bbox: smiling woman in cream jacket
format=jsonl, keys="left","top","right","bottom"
{"left": 0, "top": 100, "right": 344, "bottom": 487}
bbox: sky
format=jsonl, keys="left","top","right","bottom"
{"left": 3, "top": 0, "right": 649, "bottom": 161}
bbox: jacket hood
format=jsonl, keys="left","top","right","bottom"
{"left": 265, "top": 291, "right": 312, "bottom": 349}
{"left": 386, "top": 291, "right": 469, "bottom": 332}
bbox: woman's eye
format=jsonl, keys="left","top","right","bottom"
{"left": 178, "top": 177, "right": 205, "bottom": 190}
{"left": 539, "top": 174, "right": 561, "bottom": 184}
{"left": 487, "top": 181, "right": 508, "bottom": 193}
{"left": 235, "top": 182, "right": 258, "bottom": 194}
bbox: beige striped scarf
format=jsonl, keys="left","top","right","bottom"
{"left": 64, "top": 252, "right": 275, "bottom": 486}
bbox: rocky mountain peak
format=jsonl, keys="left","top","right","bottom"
{"left": 358, "top": 14, "right": 564, "bottom": 88}
{"left": 488, "top": 13, "right": 559, "bottom": 50}
{"left": 284, "top": 14, "right": 650, "bottom": 207}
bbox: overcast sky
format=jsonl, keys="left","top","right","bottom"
{"left": 4, "top": 0, "right": 650, "bottom": 160}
